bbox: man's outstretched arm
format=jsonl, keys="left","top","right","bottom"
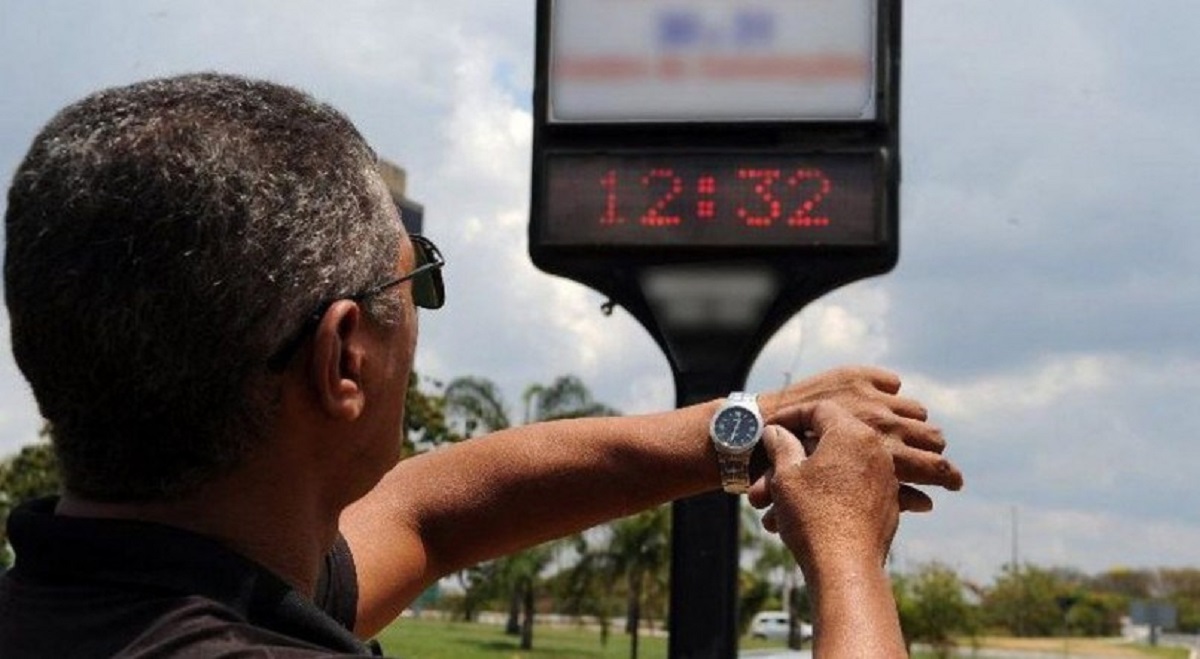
{"left": 340, "top": 366, "right": 962, "bottom": 637}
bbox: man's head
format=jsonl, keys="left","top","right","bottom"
{"left": 5, "top": 73, "right": 404, "bottom": 501}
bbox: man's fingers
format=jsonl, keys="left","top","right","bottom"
{"left": 889, "top": 443, "right": 965, "bottom": 491}
{"left": 759, "top": 423, "right": 807, "bottom": 470}
{"left": 885, "top": 417, "right": 946, "bottom": 454}
{"left": 750, "top": 425, "right": 808, "bottom": 508}
{"left": 761, "top": 507, "right": 778, "bottom": 534}
{"left": 899, "top": 485, "right": 933, "bottom": 513}
{"left": 861, "top": 366, "right": 902, "bottom": 395}
{"left": 890, "top": 394, "right": 930, "bottom": 422}
{"left": 805, "top": 401, "right": 862, "bottom": 439}
{"left": 747, "top": 475, "right": 771, "bottom": 509}
{"left": 754, "top": 424, "right": 811, "bottom": 534}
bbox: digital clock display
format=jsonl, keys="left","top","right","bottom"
{"left": 539, "top": 151, "right": 884, "bottom": 247}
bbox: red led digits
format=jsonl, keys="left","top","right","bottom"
{"left": 737, "top": 169, "right": 783, "bottom": 227}
{"left": 599, "top": 169, "right": 623, "bottom": 225}
{"left": 587, "top": 160, "right": 847, "bottom": 238}
{"left": 640, "top": 169, "right": 683, "bottom": 227}
{"left": 697, "top": 175, "right": 716, "bottom": 220}
{"left": 547, "top": 152, "right": 878, "bottom": 247}
{"left": 787, "top": 169, "right": 832, "bottom": 227}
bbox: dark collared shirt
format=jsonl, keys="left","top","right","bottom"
{"left": 0, "top": 498, "right": 383, "bottom": 657}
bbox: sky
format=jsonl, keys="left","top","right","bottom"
{"left": 1, "top": 0, "right": 1198, "bottom": 586}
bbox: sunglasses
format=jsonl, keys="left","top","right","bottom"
{"left": 354, "top": 234, "right": 445, "bottom": 311}
{"left": 266, "top": 234, "right": 445, "bottom": 371}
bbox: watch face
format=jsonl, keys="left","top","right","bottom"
{"left": 712, "top": 405, "right": 761, "bottom": 451}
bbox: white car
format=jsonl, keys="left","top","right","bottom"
{"left": 750, "top": 611, "right": 813, "bottom": 641}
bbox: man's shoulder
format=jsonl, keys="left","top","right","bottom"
{"left": 0, "top": 588, "right": 379, "bottom": 658}
{"left": 118, "top": 595, "right": 379, "bottom": 658}
{"left": 2, "top": 499, "right": 380, "bottom": 657}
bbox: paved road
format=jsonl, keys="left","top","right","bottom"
{"left": 738, "top": 648, "right": 1118, "bottom": 659}
{"left": 738, "top": 641, "right": 1200, "bottom": 659}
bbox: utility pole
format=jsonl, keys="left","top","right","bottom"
{"left": 1011, "top": 505, "right": 1024, "bottom": 636}
{"left": 1010, "top": 505, "right": 1019, "bottom": 571}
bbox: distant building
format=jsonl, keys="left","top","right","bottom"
{"left": 378, "top": 159, "right": 424, "bottom": 235}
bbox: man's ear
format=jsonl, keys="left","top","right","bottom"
{"left": 309, "top": 300, "right": 368, "bottom": 420}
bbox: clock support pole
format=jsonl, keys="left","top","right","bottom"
{"left": 669, "top": 365, "right": 745, "bottom": 659}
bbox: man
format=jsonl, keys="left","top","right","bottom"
{"left": 0, "top": 73, "right": 962, "bottom": 657}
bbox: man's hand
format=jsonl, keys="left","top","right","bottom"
{"left": 749, "top": 404, "right": 900, "bottom": 572}
{"left": 756, "top": 366, "right": 963, "bottom": 511}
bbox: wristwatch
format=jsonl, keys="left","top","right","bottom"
{"left": 709, "top": 392, "right": 765, "bottom": 494}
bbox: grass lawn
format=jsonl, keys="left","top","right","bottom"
{"left": 374, "top": 617, "right": 791, "bottom": 659}
{"left": 375, "top": 617, "right": 669, "bottom": 659}
{"left": 963, "top": 636, "right": 1190, "bottom": 658}
{"left": 373, "top": 619, "right": 1191, "bottom": 659}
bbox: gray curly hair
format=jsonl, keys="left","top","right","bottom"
{"left": 4, "top": 73, "right": 402, "bottom": 501}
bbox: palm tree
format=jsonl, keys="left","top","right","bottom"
{"left": 568, "top": 506, "right": 671, "bottom": 659}
{"left": 556, "top": 534, "right": 617, "bottom": 646}
{"left": 522, "top": 376, "right": 618, "bottom": 422}
{"left": 443, "top": 377, "right": 510, "bottom": 438}
{"left": 442, "top": 374, "right": 618, "bottom": 650}
{"left": 403, "top": 371, "right": 459, "bottom": 454}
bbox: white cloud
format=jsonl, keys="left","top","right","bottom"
{"left": 440, "top": 38, "right": 533, "bottom": 191}
{"left": 746, "top": 280, "right": 893, "bottom": 394}
{"left": 810, "top": 293, "right": 890, "bottom": 360}
{"left": 910, "top": 355, "right": 1114, "bottom": 420}
{"left": 897, "top": 495, "right": 1200, "bottom": 584}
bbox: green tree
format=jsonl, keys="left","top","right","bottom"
{"left": 982, "top": 563, "right": 1070, "bottom": 636}
{"left": 443, "top": 374, "right": 618, "bottom": 650}
{"left": 1089, "top": 567, "right": 1153, "bottom": 600}
{"left": 494, "top": 543, "right": 558, "bottom": 647}
{"left": 556, "top": 535, "right": 618, "bottom": 646}
{"left": 892, "top": 572, "right": 917, "bottom": 652}
{"left": 567, "top": 506, "right": 670, "bottom": 659}
{"left": 748, "top": 538, "right": 791, "bottom": 608}
{"left": 445, "top": 561, "right": 496, "bottom": 623}
{"left": 1158, "top": 568, "right": 1200, "bottom": 633}
{"left": 403, "top": 371, "right": 459, "bottom": 454}
{"left": 895, "top": 562, "right": 976, "bottom": 658}
{"left": 443, "top": 377, "right": 511, "bottom": 438}
{"left": 0, "top": 430, "right": 61, "bottom": 567}
{"left": 1067, "top": 567, "right": 1157, "bottom": 637}
{"left": 1065, "top": 591, "right": 1123, "bottom": 637}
